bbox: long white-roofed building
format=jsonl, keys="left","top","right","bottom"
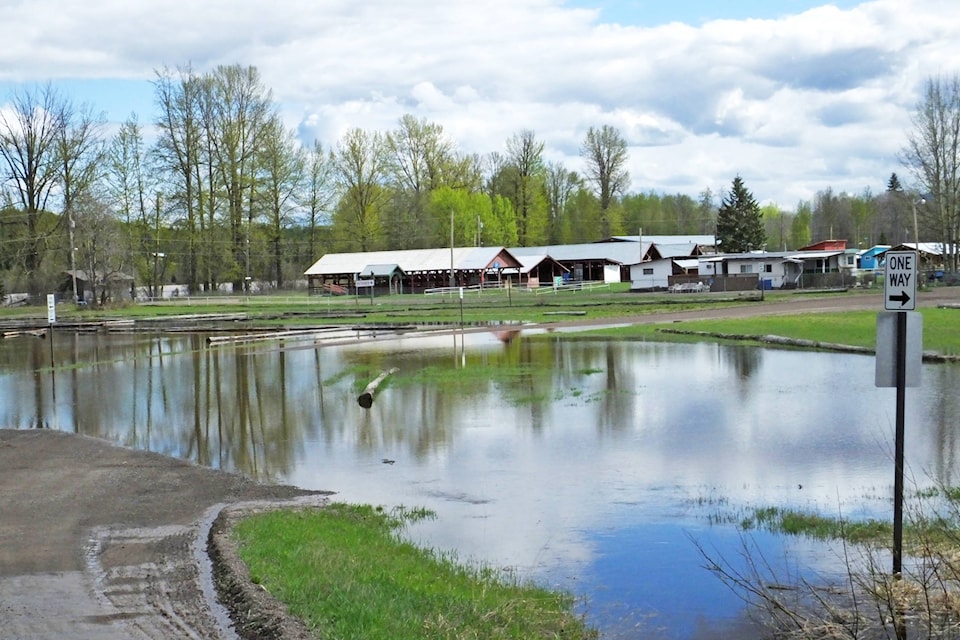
{"left": 304, "top": 246, "right": 522, "bottom": 295}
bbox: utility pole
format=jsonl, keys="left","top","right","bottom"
{"left": 449, "top": 209, "right": 455, "bottom": 288}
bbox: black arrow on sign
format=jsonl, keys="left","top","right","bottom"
{"left": 888, "top": 291, "right": 911, "bottom": 306}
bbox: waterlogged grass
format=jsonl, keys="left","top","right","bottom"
{"left": 391, "top": 362, "right": 604, "bottom": 405}
{"left": 741, "top": 507, "right": 892, "bottom": 544}
{"left": 739, "top": 504, "right": 960, "bottom": 551}
{"left": 233, "top": 503, "right": 598, "bottom": 640}
{"left": 575, "top": 307, "right": 960, "bottom": 356}
{"left": 23, "top": 284, "right": 753, "bottom": 327}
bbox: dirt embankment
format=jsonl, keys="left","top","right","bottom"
{"left": 0, "top": 429, "right": 327, "bottom": 639}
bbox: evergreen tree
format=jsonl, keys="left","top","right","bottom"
{"left": 887, "top": 172, "right": 903, "bottom": 192}
{"left": 716, "top": 176, "right": 766, "bottom": 253}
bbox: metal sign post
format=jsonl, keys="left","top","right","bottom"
{"left": 877, "top": 251, "right": 921, "bottom": 581}
{"left": 46, "top": 294, "right": 56, "bottom": 369}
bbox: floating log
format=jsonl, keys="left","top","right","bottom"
{"left": 358, "top": 367, "right": 399, "bottom": 408}
{"left": 3, "top": 329, "right": 47, "bottom": 339}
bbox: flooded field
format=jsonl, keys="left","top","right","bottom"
{"left": 4, "top": 328, "right": 959, "bottom": 638}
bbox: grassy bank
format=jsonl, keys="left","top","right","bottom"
{"left": 232, "top": 503, "right": 597, "bottom": 640}
{"left": 572, "top": 307, "right": 960, "bottom": 356}
{"left": 10, "top": 283, "right": 759, "bottom": 327}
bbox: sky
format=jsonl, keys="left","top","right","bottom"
{"left": 0, "top": 0, "right": 956, "bottom": 210}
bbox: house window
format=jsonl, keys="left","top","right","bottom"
{"left": 642, "top": 267, "right": 654, "bottom": 275}
{"left": 739, "top": 265, "right": 753, "bottom": 274}
{"left": 764, "top": 264, "right": 773, "bottom": 273}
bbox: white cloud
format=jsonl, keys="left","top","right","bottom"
{"left": 0, "top": 0, "right": 957, "bottom": 207}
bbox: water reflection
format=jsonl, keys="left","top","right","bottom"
{"left": 3, "top": 330, "right": 960, "bottom": 637}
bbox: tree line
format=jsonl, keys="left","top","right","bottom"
{"left": 0, "top": 65, "right": 956, "bottom": 303}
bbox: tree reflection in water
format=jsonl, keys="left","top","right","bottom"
{"left": 5, "top": 330, "right": 960, "bottom": 638}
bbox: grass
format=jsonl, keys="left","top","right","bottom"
{"left": 22, "top": 283, "right": 757, "bottom": 327}
{"left": 741, "top": 506, "right": 892, "bottom": 544}
{"left": 573, "top": 307, "right": 960, "bottom": 356}
{"left": 739, "top": 503, "right": 960, "bottom": 550}
{"left": 232, "top": 503, "right": 598, "bottom": 640}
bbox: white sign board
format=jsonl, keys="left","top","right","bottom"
{"left": 46, "top": 294, "right": 56, "bottom": 324}
{"left": 355, "top": 279, "right": 375, "bottom": 288}
{"left": 884, "top": 251, "right": 917, "bottom": 311}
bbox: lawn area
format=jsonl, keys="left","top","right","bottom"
{"left": 231, "top": 504, "right": 597, "bottom": 640}
{"left": 573, "top": 307, "right": 960, "bottom": 356}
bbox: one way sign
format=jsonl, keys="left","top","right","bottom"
{"left": 884, "top": 250, "right": 917, "bottom": 311}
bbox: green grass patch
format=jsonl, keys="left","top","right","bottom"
{"left": 741, "top": 506, "right": 891, "bottom": 544}
{"left": 739, "top": 505, "right": 960, "bottom": 550}
{"left": 233, "top": 503, "right": 597, "bottom": 640}
{"left": 571, "top": 307, "right": 960, "bottom": 356}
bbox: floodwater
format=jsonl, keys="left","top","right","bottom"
{"left": 4, "top": 328, "right": 960, "bottom": 638}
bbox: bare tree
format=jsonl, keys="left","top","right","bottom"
{"left": 57, "top": 101, "right": 106, "bottom": 302}
{"left": 72, "top": 193, "right": 125, "bottom": 306}
{"left": 0, "top": 83, "right": 68, "bottom": 295}
{"left": 544, "top": 161, "right": 581, "bottom": 244}
{"left": 259, "top": 115, "right": 305, "bottom": 288}
{"left": 305, "top": 140, "right": 335, "bottom": 262}
{"left": 206, "top": 65, "right": 274, "bottom": 290}
{"left": 153, "top": 66, "right": 205, "bottom": 292}
{"left": 581, "top": 124, "right": 630, "bottom": 238}
{"left": 901, "top": 74, "right": 960, "bottom": 271}
{"left": 106, "top": 114, "right": 161, "bottom": 297}
{"left": 502, "top": 130, "right": 547, "bottom": 245}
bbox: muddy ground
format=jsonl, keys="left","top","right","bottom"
{"left": 0, "top": 429, "right": 326, "bottom": 639}
{"left": 2, "top": 288, "right": 959, "bottom": 639}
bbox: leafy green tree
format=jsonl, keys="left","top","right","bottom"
{"left": 382, "top": 115, "right": 461, "bottom": 249}
{"left": 849, "top": 189, "right": 875, "bottom": 248}
{"left": 762, "top": 203, "right": 787, "bottom": 251}
{"left": 501, "top": 130, "right": 548, "bottom": 246}
{"left": 790, "top": 200, "right": 813, "bottom": 249}
{"left": 662, "top": 194, "right": 700, "bottom": 234}
{"left": 332, "top": 128, "right": 388, "bottom": 251}
{"left": 425, "top": 186, "right": 517, "bottom": 248}
{"left": 566, "top": 187, "right": 601, "bottom": 242}
{"left": 716, "top": 176, "right": 765, "bottom": 253}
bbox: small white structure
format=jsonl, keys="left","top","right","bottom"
{"left": 628, "top": 258, "right": 675, "bottom": 289}
{"left": 699, "top": 249, "right": 847, "bottom": 289}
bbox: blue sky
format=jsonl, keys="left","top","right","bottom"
{"left": 569, "top": 0, "right": 866, "bottom": 26}
{"left": 0, "top": 0, "right": 955, "bottom": 208}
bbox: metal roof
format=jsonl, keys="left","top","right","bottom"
{"left": 305, "top": 247, "right": 520, "bottom": 276}
{"left": 507, "top": 254, "right": 570, "bottom": 275}
{"left": 359, "top": 263, "right": 404, "bottom": 277}
{"left": 509, "top": 241, "right": 648, "bottom": 265}
{"left": 606, "top": 234, "right": 716, "bottom": 246}
{"left": 704, "top": 249, "right": 844, "bottom": 262}
{"left": 654, "top": 243, "right": 703, "bottom": 259}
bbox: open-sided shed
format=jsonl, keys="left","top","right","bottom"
{"left": 304, "top": 247, "right": 522, "bottom": 294}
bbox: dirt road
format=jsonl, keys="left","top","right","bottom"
{"left": 1, "top": 287, "right": 957, "bottom": 639}
{"left": 0, "top": 429, "right": 325, "bottom": 639}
